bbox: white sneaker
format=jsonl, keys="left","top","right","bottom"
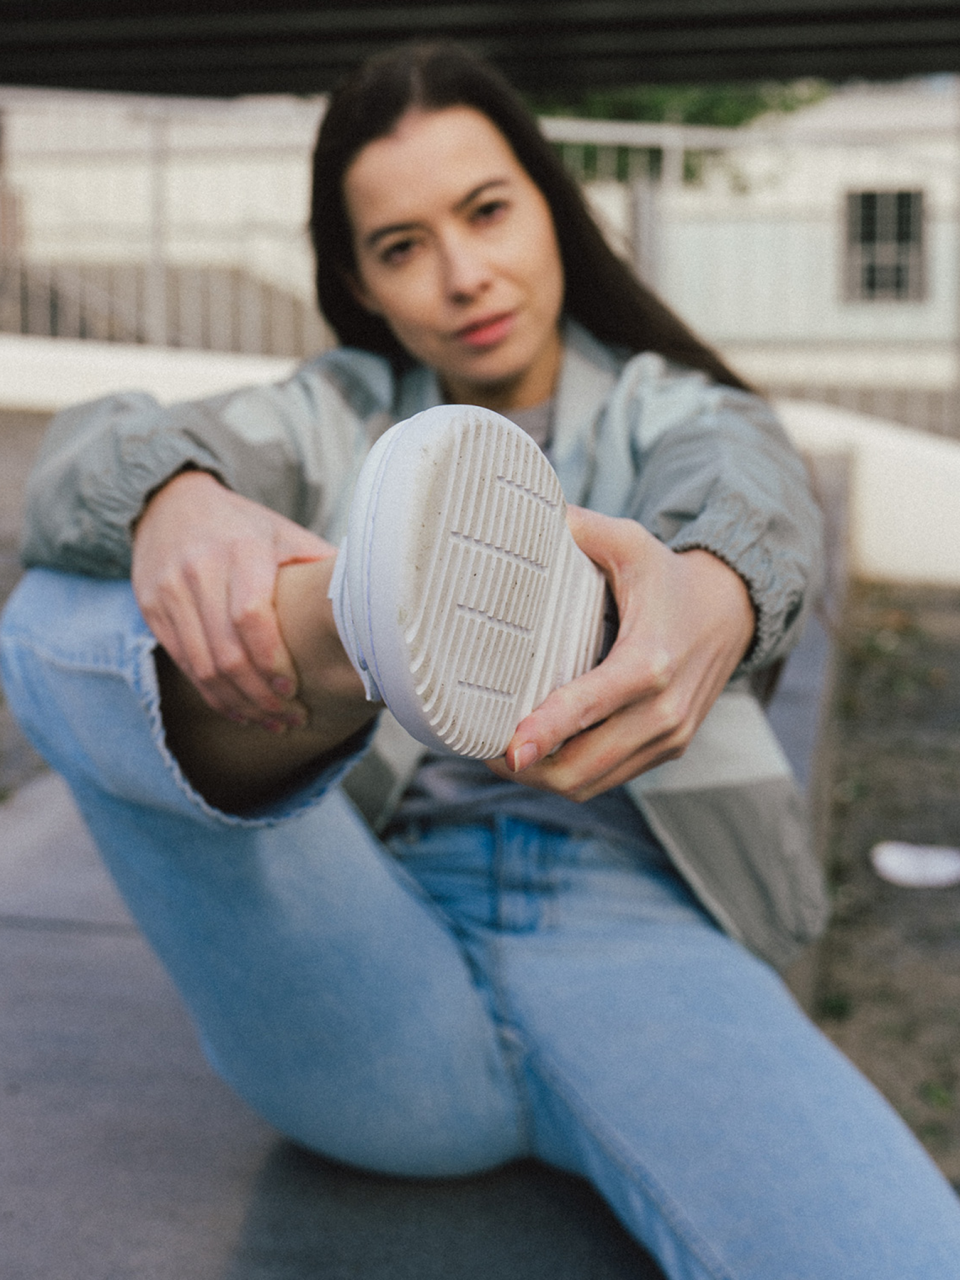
{"left": 870, "top": 841, "right": 960, "bottom": 888}
{"left": 330, "top": 404, "right": 615, "bottom": 759}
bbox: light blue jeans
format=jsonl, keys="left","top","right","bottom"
{"left": 4, "top": 568, "right": 960, "bottom": 1280}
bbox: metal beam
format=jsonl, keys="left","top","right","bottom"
{"left": 0, "top": 2, "right": 958, "bottom": 95}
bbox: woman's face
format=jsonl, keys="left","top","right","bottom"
{"left": 343, "top": 106, "right": 565, "bottom": 411}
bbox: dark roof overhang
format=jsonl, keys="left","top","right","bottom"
{"left": 0, "top": 2, "right": 959, "bottom": 97}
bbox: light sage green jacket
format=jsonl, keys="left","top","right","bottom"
{"left": 22, "top": 321, "right": 829, "bottom": 969}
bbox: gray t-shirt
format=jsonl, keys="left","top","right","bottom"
{"left": 389, "top": 400, "right": 650, "bottom": 847}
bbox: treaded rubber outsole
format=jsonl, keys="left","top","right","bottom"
{"left": 348, "top": 405, "right": 609, "bottom": 759}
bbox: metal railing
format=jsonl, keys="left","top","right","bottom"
{"left": 0, "top": 259, "right": 330, "bottom": 356}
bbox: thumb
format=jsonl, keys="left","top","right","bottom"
{"left": 565, "top": 503, "right": 654, "bottom": 577}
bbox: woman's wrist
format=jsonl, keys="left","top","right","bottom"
{"left": 131, "top": 464, "right": 226, "bottom": 541}
{"left": 676, "top": 548, "right": 756, "bottom": 669}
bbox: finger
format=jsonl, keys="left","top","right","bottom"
{"left": 496, "top": 635, "right": 737, "bottom": 799}
{"left": 503, "top": 636, "right": 676, "bottom": 772}
{"left": 204, "top": 521, "right": 334, "bottom": 717}
{"left": 226, "top": 548, "right": 302, "bottom": 701}
{"left": 234, "top": 524, "right": 338, "bottom": 704}
{"left": 565, "top": 503, "right": 655, "bottom": 583}
{"left": 130, "top": 478, "right": 327, "bottom": 725}
{"left": 150, "top": 572, "right": 254, "bottom": 720}
{"left": 564, "top": 503, "right": 615, "bottom": 562}
{"left": 187, "top": 573, "right": 305, "bottom": 726}
{"left": 155, "top": 549, "right": 284, "bottom": 723}
{"left": 264, "top": 531, "right": 339, "bottom": 693}
{"left": 488, "top": 698, "right": 691, "bottom": 800}
{"left": 541, "top": 710, "right": 689, "bottom": 800}
{"left": 225, "top": 533, "right": 338, "bottom": 717}
{"left": 144, "top": 588, "right": 277, "bottom": 726}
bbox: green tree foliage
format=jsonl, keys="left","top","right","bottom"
{"left": 528, "top": 81, "right": 829, "bottom": 126}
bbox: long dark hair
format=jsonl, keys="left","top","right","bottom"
{"left": 310, "top": 42, "right": 749, "bottom": 391}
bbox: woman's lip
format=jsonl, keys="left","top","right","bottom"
{"left": 454, "top": 312, "right": 516, "bottom": 348}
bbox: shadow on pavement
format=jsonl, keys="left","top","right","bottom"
{"left": 221, "top": 1145, "right": 661, "bottom": 1280}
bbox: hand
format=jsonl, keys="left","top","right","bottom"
{"left": 131, "top": 470, "right": 335, "bottom": 727}
{"left": 156, "top": 558, "right": 377, "bottom": 814}
{"left": 486, "top": 505, "right": 756, "bottom": 801}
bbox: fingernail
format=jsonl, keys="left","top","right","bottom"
{"left": 285, "top": 711, "right": 308, "bottom": 730}
{"left": 513, "top": 742, "right": 539, "bottom": 772}
{"left": 272, "top": 676, "right": 294, "bottom": 697}
{"left": 226, "top": 711, "right": 248, "bottom": 726}
{"left": 262, "top": 718, "right": 286, "bottom": 735}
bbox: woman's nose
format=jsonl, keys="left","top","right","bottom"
{"left": 442, "top": 236, "right": 492, "bottom": 300}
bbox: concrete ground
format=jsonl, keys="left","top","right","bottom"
{"left": 816, "top": 582, "right": 960, "bottom": 1189}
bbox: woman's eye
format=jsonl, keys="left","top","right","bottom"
{"left": 473, "top": 199, "right": 508, "bottom": 225}
{"left": 380, "top": 238, "right": 416, "bottom": 265}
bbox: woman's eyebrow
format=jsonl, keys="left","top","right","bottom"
{"left": 365, "top": 221, "right": 421, "bottom": 250}
{"left": 453, "top": 177, "right": 510, "bottom": 212}
{"left": 364, "top": 178, "right": 512, "bottom": 250}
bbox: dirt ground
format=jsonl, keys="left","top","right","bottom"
{"left": 815, "top": 581, "right": 960, "bottom": 1188}
{"left": 2, "top": 408, "right": 960, "bottom": 1189}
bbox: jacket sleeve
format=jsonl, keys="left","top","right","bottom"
{"left": 20, "top": 351, "right": 393, "bottom": 578}
{"left": 611, "top": 355, "right": 824, "bottom": 672}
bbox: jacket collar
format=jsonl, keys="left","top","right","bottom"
{"left": 396, "top": 318, "right": 623, "bottom": 504}
{"left": 551, "top": 319, "right": 623, "bottom": 505}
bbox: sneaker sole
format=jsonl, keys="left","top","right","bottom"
{"left": 344, "top": 405, "right": 611, "bottom": 759}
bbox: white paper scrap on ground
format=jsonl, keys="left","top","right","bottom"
{"left": 870, "top": 841, "right": 960, "bottom": 888}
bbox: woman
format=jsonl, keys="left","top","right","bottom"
{"left": 3, "top": 42, "right": 959, "bottom": 1278}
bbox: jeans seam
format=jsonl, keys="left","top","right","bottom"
{"left": 476, "top": 816, "right": 541, "bottom": 1156}
{"left": 523, "top": 1041, "right": 736, "bottom": 1280}
{"left": 383, "top": 825, "right": 530, "bottom": 1153}
{"left": 482, "top": 932, "right": 539, "bottom": 1159}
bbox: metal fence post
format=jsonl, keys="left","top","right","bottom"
{"left": 145, "top": 112, "right": 169, "bottom": 346}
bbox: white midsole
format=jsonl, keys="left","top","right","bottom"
{"left": 332, "top": 405, "right": 609, "bottom": 759}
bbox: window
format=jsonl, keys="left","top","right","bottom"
{"left": 846, "top": 190, "right": 924, "bottom": 301}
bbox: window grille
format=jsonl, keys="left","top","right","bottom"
{"left": 846, "top": 190, "right": 924, "bottom": 301}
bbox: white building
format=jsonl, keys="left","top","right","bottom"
{"left": 560, "top": 77, "right": 960, "bottom": 433}
{"left": 1, "top": 79, "right": 958, "bottom": 432}
{"left": 657, "top": 77, "right": 960, "bottom": 429}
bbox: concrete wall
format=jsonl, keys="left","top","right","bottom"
{"left": 777, "top": 398, "right": 960, "bottom": 586}
{"left": 0, "top": 332, "right": 295, "bottom": 412}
